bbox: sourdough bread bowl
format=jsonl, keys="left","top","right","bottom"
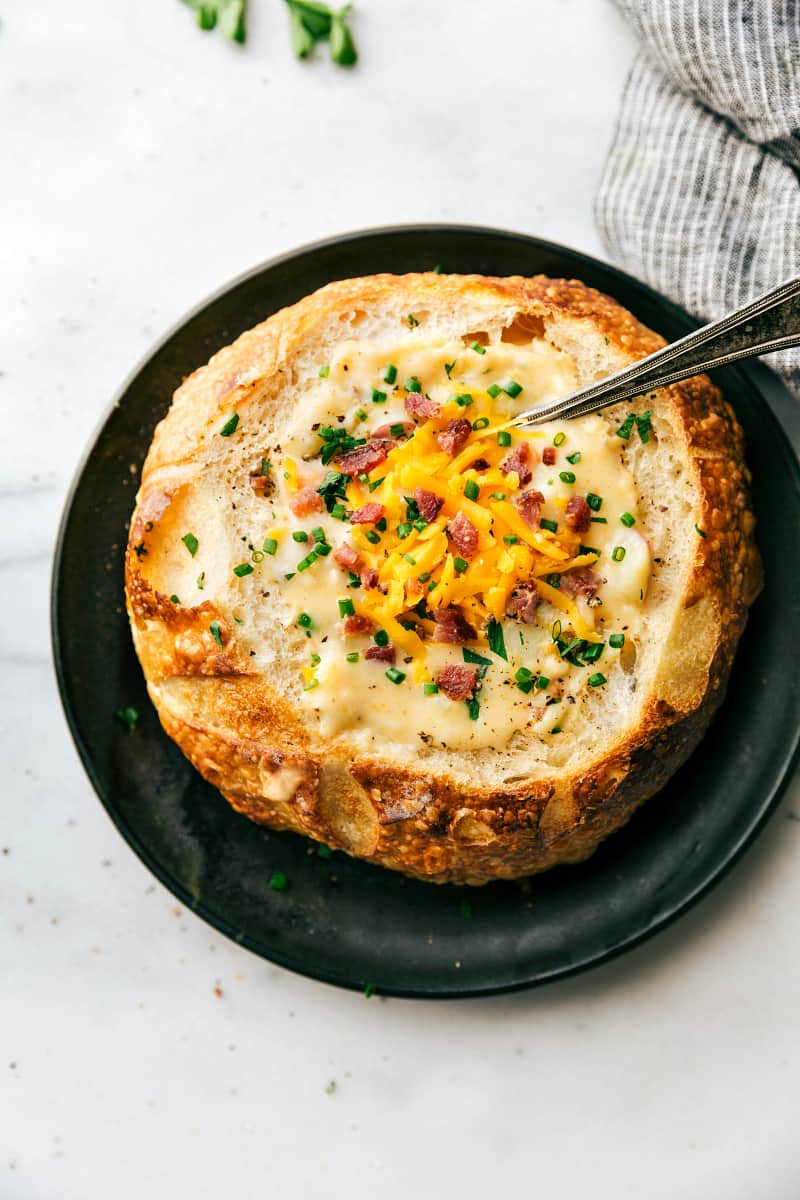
{"left": 125, "top": 273, "right": 762, "bottom": 885}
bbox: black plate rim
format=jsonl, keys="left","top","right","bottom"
{"left": 51, "top": 223, "right": 800, "bottom": 999}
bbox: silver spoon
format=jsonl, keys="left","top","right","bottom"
{"left": 510, "top": 276, "right": 800, "bottom": 428}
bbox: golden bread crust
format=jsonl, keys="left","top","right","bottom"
{"left": 125, "top": 274, "right": 762, "bottom": 884}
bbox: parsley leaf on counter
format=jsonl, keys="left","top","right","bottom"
{"left": 285, "top": 0, "right": 358, "bottom": 66}
{"left": 180, "top": 0, "right": 247, "bottom": 42}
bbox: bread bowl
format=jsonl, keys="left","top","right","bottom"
{"left": 125, "top": 273, "right": 762, "bottom": 885}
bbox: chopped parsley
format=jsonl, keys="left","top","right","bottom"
{"left": 115, "top": 706, "right": 139, "bottom": 733}
{"left": 219, "top": 413, "right": 239, "bottom": 437}
{"left": 182, "top": 532, "right": 199, "bottom": 557}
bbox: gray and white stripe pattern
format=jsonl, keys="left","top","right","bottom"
{"left": 596, "top": 0, "right": 800, "bottom": 395}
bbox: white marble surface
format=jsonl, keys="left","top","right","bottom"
{"left": 2, "top": 2, "right": 800, "bottom": 1197}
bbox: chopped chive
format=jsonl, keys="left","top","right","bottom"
{"left": 546, "top": 573, "right": 562, "bottom": 589}
{"left": 486, "top": 384, "right": 502, "bottom": 399}
{"left": 503, "top": 534, "right": 519, "bottom": 545}
{"left": 454, "top": 556, "right": 468, "bottom": 573}
{"left": 383, "top": 364, "right": 397, "bottom": 384}
{"left": 170, "top": 594, "right": 180, "bottom": 605}
{"left": 338, "top": 598, "right": 355, "bottom": 617}
{"left": 553, "top": 432, "right": 566, "bottom": 447}
{"left": 407, "top": 314, "right": 419, "bottom": 327}
{"left": 496, "top": 430, "right": 512, "bottom": 447}
{"left": 297, "top": 612, "right": 312, "bottom": 628}
{"left": 396, "top": 522, "right": 412, "bottom": 539}
{"left": 404, "top": 377, "right": 421, "bottom": 393}
{"left": 503, "top": 380, "right": 523, "bottom": 398}
{"left": 219, "top": 413, "right": 239, "bottom": 437}
{"left": 487, "top": 618, "right": 507, "bottom": 660}
{"left": 413, "top": 517, "right": 428, "bottom": 532}
{"left": 695, "top": 524, "right": 707, "bottom": 538}
{"left": 303, "top": 678, "right": 319, "bottom": 692}
{"left": 269, "top": 872, "right": 289, "bottom": 891}
{"left": 616, "top": 413, "right": 636, "bottom": 440}
{"left": 196, "top": 571, "right": 205, "bottom": 589}
{"left": 590, "top": 517, "right": 608, "bottom": 525}
{"left": 586, "top": 492, "right": 603, "bottom": 511}
{"left": 515, "top": 676, "right": 534, "bottom": 694}
{"left": 315, "top": 542, "right": 331, "bottom": 556}
{"left": 609, "top": 633, "right": 625, "bottom": 649}
{"left": 330, "top": 503, "right": 347, "bottom": 521}
{"left": 403, "top": 553, "right": 416, "bottom": 565}
{"left": 470, "top": 341, "right": 486, "bottom": 355}
{"left": 310, "top": 652, "right": 321, "bottom": 666}
{"left": 261, "top": 458, "right": 271, "bottom": 475}
{"left": 389, "top": 423, "right": 407, "bottom": 438}
{"left": 581, "top": 642, "right": 604, "bottom": 663}
{"left": 347, "top": 572, "right": 361, "bottom": 588}
{"left": 365, "top": 529, "right": 381, "bottom": 544}
{"left": 515, "top": 666, "right": 533, "bottom": 685}
{"left": 251, "top": 550, "right": 265, "bottom": 563}
{"left": 182, "top": 532, "right": 199, "bottom": 557}
{"left": 612, "top": 546, "right": 626, "bottom": 562}
{"left": 368, "top": 477, "right": 385, "bottom": 492}
{"left": 374, "top": 629, "right": 389, "bottom": 647}
{"left": 371, "top": 388, "right": 387, "bottom": 404}
{"left": 466, "top": 697, "right": 480, "bottom": 720}
{"left": 536, "top": 674, "right": 550, "bottom": 689}
{"left": 588, "top": 672, "right": 607, "bottom": 687}
{"left": 233, "top": 562, "right": 254, "bottom": 577}
{"left": 292, "top": 530, "right": 309, "bottom": 543}
{"left": 566, "top": 451, "right": 582, "bottom": 464}
{"left": 375, "top": 517, "right": 387, "bottom": 531}
{"left": 364, "top": 984, "right": 377, "bottom": 998}
{"left": 472, "top": 417, "right": 490, "bottom": 430}
{"left": 444, "top": 360, "right": 456, "bottom": 378}
{"left": 311, "top": 527, "right": 326, "bottom": 544}
{"left": 559, "top": 471, "right": 576, "bottom": 484}
{"left": 385, "top": 667, "right": 406, "bottom": 684}
{"left": 209, "top": 621, "right": 223, "bottom": 648}
{"left": 491, "top": 491, "right": 508, "bottom": 500}
{"left": 620, "top": 512, "right": 636, "bottom": 527}
{"left": 319, "top": 364, "right": 330, "bottom": 378}
{"left": 636, "top": 411, "right": 653, "bottom": 443}
{"left": 296, "top": 551, "right": 319, "bottom": 571}
{"left": 115, "top": 706, "right": 139, "bottom": 733}
{"left": 424, "top": 682, "right": 439, "bottom": 695}
{"left": 418, "top": 571, "right": 431, "bottom": 583}
{"left": 355, "top": 408, "right": 368, "bottom": 422}
{"left": 550, "top": 725, "right": 562, "bottom": 735}
{"left": 540, "top": 518, "right": 558, "bottom": 533}
{"left": 345, "top": 651, "right": 360, "bottom": 663}
{"left": 578, "top": 544, "right": 601, "bottom": 557}
{"left": 455, "top": 393, "right": 473, "bottom": 407}
{"left": 464, "top": 479, "right": 480, "bottom": 501}
{"left": 284, "top": 572, "right": 295, "bottom": 581}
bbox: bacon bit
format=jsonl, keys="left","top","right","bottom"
{"left": 373, "top": 421, "right": 413, "bottom": 440}
{"left": 501, "top": 442, "right": 533, "bottom": 485}
{"left": 249, "top": 473, "right": 269, "bottom": 494}
{"left": 289, "top": 487, "right": 324, "bottom": 517}
{"left": 361, "top": 567, "right": 380, "bottom": 590}
{"left": 365, "top": 643, "right": 396, "bottom": 664}
{"left": 506, "top": 581, "right": 540, "bottom": 623}
{"left": 413, "top": 488, "right": 444, "bottom": 522}
{"left": 436, "top": 664, "right": 479, "bottom": 701}
{"left": 405, "top": 393, "right": 441, "bottom": 421}
{"left": 432, "top": 606, "right": 476, "bottom": 644}
{"left": 542, "top": 446, "right": 556, "bottom": 466}
{"left": 335, "top": 438, "right": 392, "bottom": 477}
{"left": 343, "top": 613, "right": 374, "bottom": 635}
{"left": 516, "top": 489, "right": 545, "bottom": 529}
{"left": 436, "top": 418, "right": 472, "bottom": 456}
{"left": 447, "top": 511, "right": 479, "bottom": 557}
{"left": 350, "top": 502, "right": 385, "bottom": 525}
{"left": 565, "top": 495, "right": 592, "bottom": 532}
{"left": 333, "top": 544, "right": 362, "bottom": 571}
{"left": 560, "top": 567, "right": 601, "bottom": 599}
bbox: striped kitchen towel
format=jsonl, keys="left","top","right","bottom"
{"left": 596, "top": 0, "right": 800, "bottom": 396}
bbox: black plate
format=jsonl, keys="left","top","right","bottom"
{"left": 52, "top": 226, "right": 800, "bottom": 998}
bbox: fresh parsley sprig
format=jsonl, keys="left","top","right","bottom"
{"left": 180, "top": 0, "right": 247, "bottom": 42}
{"left": 285, "top": 0, "right": 358, "bottom": 65}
